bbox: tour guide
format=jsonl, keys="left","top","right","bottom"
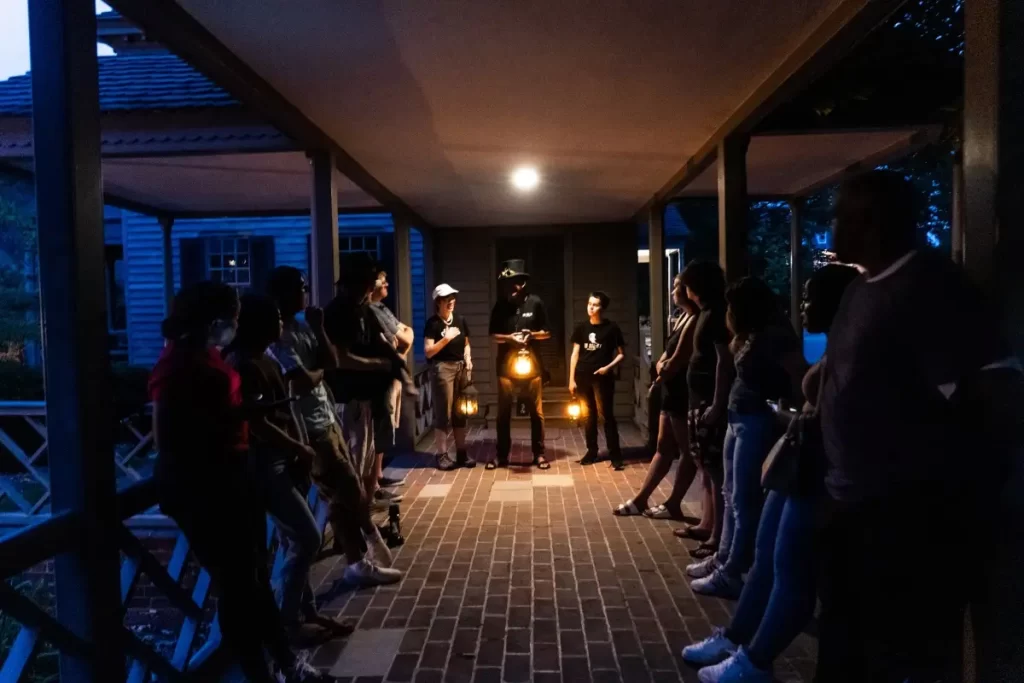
{"left": 488, "top": 259, "right": 551, "bottom": 469}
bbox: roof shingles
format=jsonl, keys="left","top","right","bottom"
{"left": 0, "top": 53, "right": 237, "bottom": 116}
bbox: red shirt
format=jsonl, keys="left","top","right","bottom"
{"left": 149, "top": 343, "right": 248, "bottom": 478}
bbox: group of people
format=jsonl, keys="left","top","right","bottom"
{"left": 150, "top": 253, "right": 413, "bottom": 682}
{"left": 427, "top": 257, "right": 628, "bottom": 472}
{"left": 609, "top": 171, "right": 1017, "bottom": 683}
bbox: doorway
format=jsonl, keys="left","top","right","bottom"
{"left": 496, "top": 236, "right": 567, "bottom": 387}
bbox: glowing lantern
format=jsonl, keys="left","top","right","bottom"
{"left": 457, "top": 381, "right": 479, "bottom": 416}
{"left": 513, "top": 349, "right": 534, "bottom": 378}
{"left": 566, "top": 395, "right": 586, "bottom": 422}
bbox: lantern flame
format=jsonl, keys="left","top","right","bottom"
{"left": 513, "top": 352, "right": 533, "bottom": 377}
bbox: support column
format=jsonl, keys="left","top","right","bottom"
{"left": 393, "top": 214, "right": 415, "bottom": 352}
{"left": 717, "top": 134, "right": 750, "bottom": 281}
{"left": 308, "top": 150, "right": 339, "bottom": 307}
{"left": 647, "top": 203, "right": 666, "bottom": 361}
{"left": 28, "top": 0, "right": 123, "bottom": 680}
{"left": 159, "top": 216, "right": 174, "bottom": 312}
{"left": 951, "top": 149, "right": 964, "bottom": 265}
{"left": 963, "top": 0, "right": 1024, "bottom": 356}
{"left": 789, "top": 199, "right": 803, "bottom": 334}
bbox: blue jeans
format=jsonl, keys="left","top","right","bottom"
{"left": 262, "top": 462, "right": 322, "bottom": 626}
{"left": 727, "top": 491, "right": 817, "bottom": 667}
{"left": 715, "top": 411, "right": 773, "bottom": 577}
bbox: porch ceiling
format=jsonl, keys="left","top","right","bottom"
{"left": 148, "top": 0, "right": 887, "bottom": 226}
{"left": 7, "top": 151, "right": 379, "bottom": 216}
{"left": 678, "top": 128, "right": 936, "bottom": 198}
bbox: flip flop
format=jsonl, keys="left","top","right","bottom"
{"left": 673, "top": 525, "right": 712, "bottom": 541}
{"left": 613, "top": 500, "right": 642, "bottom": 516}
{"left": 688, "top": 541, "right": 718, "bottom": 559}
{"left": 533, "top": 456, "right": 551, "bottom": 470}
{"left": 643, "top": 504, "right": 684, "bottom": 520}
{"left": 486, "top": 459, "right": 509, "bottom": 471}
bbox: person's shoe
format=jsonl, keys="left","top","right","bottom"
{"left": 436, "top": 452, "right": 458, "bottom": 471}
{"left": 610, "top": 459, "right": 625, "bottom": 471}
{"left": 681, "top": 626, "right": 737, "bottom": 667}
{"left": 343, "top": 558, "right": 402, "bottom": 587}
{"left": 279, "top": 650, "right": 337, "bottom": 682}
{"left": 374, "top": 488, "right": 403, "bottom": 504}
{"left": 686, "top": 555, "right": 719, "bottom": 579}
{"left": 305, "top": 614, "right": 356, "bottom": 639}
{"left": 578, "top": 452, "right": 598, "bottom": 465}
{"left": 378, "top": 475, "right": 407, "bottom": 488}
{"left": 697, "top": 648, "right": 772, "bottom": 683}
{"left": 691, "top": 569, "right": 743, "bottom": 599}
{"left": 456, "top": 450, "right": 477, "bottom": 468}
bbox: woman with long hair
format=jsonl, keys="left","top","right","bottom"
{"left": 613, "top": 274, "right": 706, "bottom": 526}
{"left": 687, "top": 276, "right": 805, "bottom": 599}
{"left": 149, "top": 282, "right": 332, "bottom": 683}
{"left": 683, "top": 265, "right": 859, "bottom": 683}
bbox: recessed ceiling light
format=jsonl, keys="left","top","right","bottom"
{"left": 511, "top": 166, "right": 540, "bottom": 192}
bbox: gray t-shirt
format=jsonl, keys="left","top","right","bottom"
{"left": 371, "top": 301, "right": 401, "bottom": 345}
{"left": 820, "top": 251, "right": 1005, "bottom": 502}
{"left": 272, "top": 319, "right": 337, "bottom": 437}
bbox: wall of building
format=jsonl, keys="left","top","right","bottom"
{"left": 434, "top": 223, "right": 637, "bottom": 418}
{"left": 121, "top": 212, "right": 426, "bottom": 368}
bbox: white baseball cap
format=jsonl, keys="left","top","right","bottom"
{"left": 432, "top": 283, "right": 459, "bottom": 299}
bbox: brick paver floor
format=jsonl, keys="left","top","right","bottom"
{"left": 304, "top": 424, "right": 817, "bottom": 683}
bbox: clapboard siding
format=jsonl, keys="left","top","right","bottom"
{"left": 570, "top": 223, "right": 637, "bottom": 418}
{"left": 433, "top": 224, "right": 638, "bottom": 418}
{"left": 123, "top": 211, "right": 398, "bottom": 367}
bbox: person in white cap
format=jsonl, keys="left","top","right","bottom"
{"left": 424, "top": 283, "right": 476, "bottom": 470}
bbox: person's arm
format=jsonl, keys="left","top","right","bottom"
{"left": 658, "top": 324, "right": 690, "bottom": 381}
{"left": 569, "top": 343, "right": 580, "bottom": 394}
{"left": 273, "top": 341, "right": 324, "bottom": 394}
{"left": 489, "top": 305, "right": 521, "bottom": 345}
{"left": 527, "top": 299, "right": 551, "bottom": 341}
{"left": 250, "top": 415, "right": 315, "bottom": 466}
{"left": 704, "top": 342, "right": 733, "bottom": 423}
{"left": 597, "top": 346, "right": 626, "bottom": 375}
{"left": 780, "top": 349, "right": 808, "bottom": 409}
{"left": 463, "top": 338, "right": 473, "bottom": 371}
{"left": 305, "top": 307, "right": 339, "bottom": 371}
{"left": 395, "top": 323, "right": 414, "bottom": 356}
{"left": 425, "top": 325, "right": 461, "bottom": 359}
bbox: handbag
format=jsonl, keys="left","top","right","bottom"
{"left": 760, "top": 361, "right": 826, "bottom": 495}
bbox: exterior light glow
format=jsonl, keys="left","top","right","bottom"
{"left": 513, "top": 349, "right": 534, "bottom": 377}
{"left": 511, "top": 167, "right": 540, "bottom": 191}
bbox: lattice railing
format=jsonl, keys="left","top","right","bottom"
{"left": 0, "top": 402, "right": 159, "bottom": 527}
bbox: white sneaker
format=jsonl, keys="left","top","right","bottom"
{"left": 343, "top": 558, "right": 402, "bottom": 587}
{"left": 681, "top": 626, "right": 736, "bottom": 666}
{"left": 698, "top": 648, "right": 772, "bottom": 683}
{"left": 691, "top": 569, "right": 743, "bottom": 600}
{"left": 279, "top": 650, "right": 337, "bottom": 682}
{"left": 686, "top": 555, "right": 719, "bottom": 579}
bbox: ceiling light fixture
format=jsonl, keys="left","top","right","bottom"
{"left": 511, "top": 166, "right": 540, "bottom": 192}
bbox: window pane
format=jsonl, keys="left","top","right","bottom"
{"left": 209, "top": 254, "right": 222, "bottom": 268}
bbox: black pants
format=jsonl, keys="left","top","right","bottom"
{"left": 815, "top": 490, "right": 966, "bottom": 683}
{"left": 577, "top": 375, "right": 620, "bottom": 461}
{"left": 497, "top": 376, "right": 544, "bottom": 460}
{"left": 161, "top": 473, "right": 292, "bottom": 683}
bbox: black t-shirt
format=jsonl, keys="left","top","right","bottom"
{"left": 323, "top": 296, "right": 393, "bottom": 403}
{"left": 820, "top": 251, "right": 1007, "bottom": 502}
{"left": 571, "top": 320, "right": 625, "bottom": 379}
{"left": 489, "top": 293, "right": 548, "bottom": 378}
{"left": 424, "top": 314, "right": 470, "bottom": 364}
{"left": 728, "top": 324, "right": 800, "bottom": 413}
{"left": 687, "top": 303, "right": 729, "bottom": 404}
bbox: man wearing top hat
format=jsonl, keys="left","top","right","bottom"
{"left": 488, "top": 259, "right": 551, "bottom": 469}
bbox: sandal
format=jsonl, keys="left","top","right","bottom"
{"left": 643, "top": 504, "right": 684, "bottom": 521}
{"left": 533, "top": 456, "right": 550, "bottom": 470}
{"left": 486, "top": 458, "right": 509, "bottom": 471}
{"left": 613, "top": 500, "right": 642, "bottom": 516}
{"left": 688, "top": 541, "right": 718, "bottom": 559}
{"left": 673, "top": 525, "right": 712, "bottom": 541}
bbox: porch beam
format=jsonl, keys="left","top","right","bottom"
{"left": 647, "top": 203, "right": 666, "bottom": 360}
{"left": 160, "top": 216, "right": 174, "bottom": 312}
{"left": 309, "top": 150, "right": 339, "bottom": 307}
{"left": 789, "top": 199, "right": 803, "bottom": 334}
{"left": 718, "top": 134, "right": 750, "bottom": 281}
{"left": 28, "top": 0, "right": 123, "bottom": 680}
{"left": 637, "top": 0, "right": 907, "bottom": 213}
{"left": 106, "top": 0, "right": 430, "bottom": 228}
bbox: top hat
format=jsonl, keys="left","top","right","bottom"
{"left": 498, "top": 259, "right": 530, "bottom": 281}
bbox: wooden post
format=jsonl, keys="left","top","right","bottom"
{"left": 159, "top": 215, "right": 174, "bottom": 312}
{"left": 308, "top": 150, "right": 339, "bottom": 307}
{"left": 718, "top": 133, "right": 750, "bottom": 282}
{"left": 647, "top": 203, "right": 666, "bottom": 361}
{"left": 963, "top": 0, "right": 1024, "bottom": 356}
{"left": 789, "top": 199, "right": 803, "bottom": 335}
{"left": 28, "top": 0, "right": 123, "bottom": 679}
{"left": 393, "top": 214, "right": 415, "bottom": 372}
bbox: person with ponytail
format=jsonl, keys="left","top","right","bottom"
{"left": 149, "top": 282, "right": 333, "bottom": 683}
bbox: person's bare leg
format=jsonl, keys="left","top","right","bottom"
{"left": 631, "top": 413, "right": 678, "bottom": 510}
{"left": 434, "top": 426, "right": 449, "bottom": 457}
{"left": 661, "top": 415, "right": 696, "bottom": 517}
{"left": 692, "top": 468, "right": 715, "bottom": 533}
